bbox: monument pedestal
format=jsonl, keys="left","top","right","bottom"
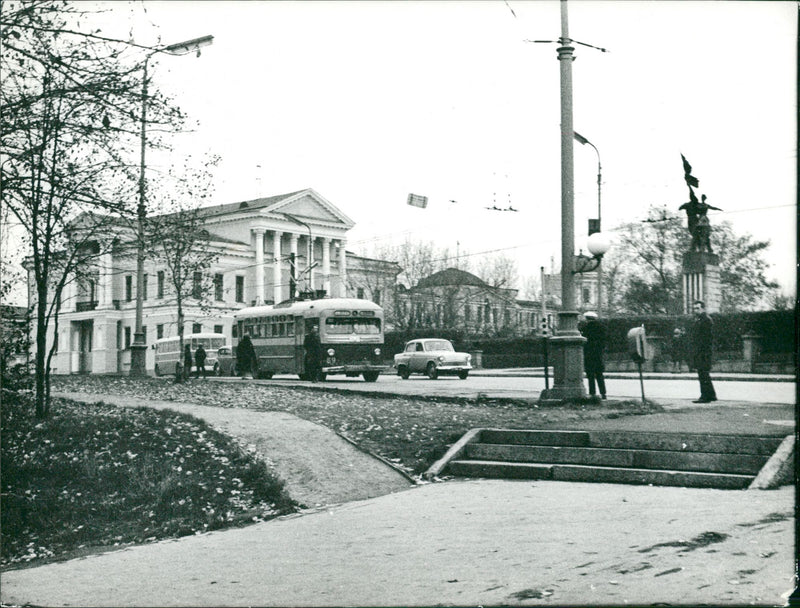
{"left": 682, "top": 251, "right": 721, "bottom": 313}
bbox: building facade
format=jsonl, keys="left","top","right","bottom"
{"left": 32, "top": 189, "right": 397, "bottom": 374}
{"left": 395, "top": 267, "right": 546, "bottom": 337}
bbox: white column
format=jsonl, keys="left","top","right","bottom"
{"left": 338, "top": 239, "right": 347, "bottom": 298}
{"left": 307, "top": 236, "right": 315, "bottom": 291}
{"left": 321, "top": 237, "right": 331, "bottom": 296}
{"left": 99, "top": 251, "right": 113, "bottom": 307}
{"left": 289, "top": 234, "right": 299, "bottom": 298}
{"left": 252, "top": 228, "right": 265, "bottom": 304}
{"left": 272, "top": 230, "right": 283, "bottom": 303}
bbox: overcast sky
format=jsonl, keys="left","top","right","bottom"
{"left": 32, "top": 1, "right": 800, "bottom": 298}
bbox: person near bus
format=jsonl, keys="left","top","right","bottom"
{"left": 303, "top": 324, "right": 322, "bottom": 381}
{"left": 183, "top": 344, "right": 192, "bottom": 380}
{"left": 237, "top": 334, "right": 256, "bottom": 379}
{"left": 194, "top": 344, "right": 207, "bottom": 379}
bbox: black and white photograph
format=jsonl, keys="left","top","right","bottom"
{"left": 1, "top": 1, "right": 795, "bottom": 606}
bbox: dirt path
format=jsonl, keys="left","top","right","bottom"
{"left": 55, "top": 392, "right": 413, "bottom": 509}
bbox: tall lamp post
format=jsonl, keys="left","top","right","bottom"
{"left": 574, "top": 130, "right": 603, "bottom": 316}
{"left": 130, "top": 35, "right": 214, "bottom": 377}
{"left": 540, "top": 0, "right": 611, "bottom": 402}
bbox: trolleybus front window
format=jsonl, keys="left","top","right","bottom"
{"left": 325, "top": 318, "right": 381, "bottom": 335}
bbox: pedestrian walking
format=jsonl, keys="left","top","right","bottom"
{"left": 689, "top": 300, "right": 717, "bottom": 403}
{"left": 303, "top": 324, "right": 322, "bottom": 382}
{"left": 237, "top": 334, "right": 256, "bottom": 379}
{"left": 670, "top": 327, "right": 686, "bottom": 373}
{"left": 580, "top": 311, "right": 606, "bottom": 400}
{"left": 194, "top": 344, "right": 207, "bottom": 379}
{"left": 183, "top": 344, "right": 192, "bottom": 381}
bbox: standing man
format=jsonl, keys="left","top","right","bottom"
{"left": 303, "top": 323, "right": 322, "bottom": 382}
{"left": 237, "top": 334, "right": 256, "bottom": 379}
{"left": 689, "top": 300, "right": 717, "bottom": 403}
{"left": 183, "top": 343, "right": 193, "bottom": 381}
{"left": 194, "top": 344, "right": 207, "bottom": 379}
{"left": 580, "top": 311, "right": 607, "bottom": 400}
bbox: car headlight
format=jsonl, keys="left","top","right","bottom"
{"left": 374, "top": 347, "right": 381, "bottom": 356}
{"left": 437, "top": 356, "right": 445, "bottom": 363}
{"left": 327, "top": 348, "right": 336, "bottom": 357}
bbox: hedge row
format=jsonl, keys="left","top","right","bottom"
{"left": 385, "top": 309, "right": 795, "bottom": 357}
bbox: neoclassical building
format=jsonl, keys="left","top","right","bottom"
{"left": 34, "top": 189, "right": 399, "bottom": 374}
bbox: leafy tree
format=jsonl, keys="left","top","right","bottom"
{"left": 1, "top": 1, "right": 183, "bottom": 416}
{"left": 604, "top": 205, "right": 781, "bottom": 315}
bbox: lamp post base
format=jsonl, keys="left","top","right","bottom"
{"left": 130, "top": 342, "right": 148, "bottom": 377}
{"left": 538, "top": 316, "right": 586, "bottom": 403}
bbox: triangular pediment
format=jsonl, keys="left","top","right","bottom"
{"left": 264, "top": 189, "right": 355, "bottom": 228}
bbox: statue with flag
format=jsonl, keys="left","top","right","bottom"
{"left": 678, "top": 155, "right": 722, "bottom": 253}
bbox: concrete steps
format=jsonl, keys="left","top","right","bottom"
{"left": 428, "top": 429, "right": 788, "bottom": 490}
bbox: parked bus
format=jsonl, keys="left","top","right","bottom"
{"left": 233, "top": 297, "right": 388, "bottom": 382}
{"left": 153, "top": 333, "right": 228, "bottom": 377}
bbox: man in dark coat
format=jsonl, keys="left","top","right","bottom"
{"left": 194, "top": 344, "right": 207, "bottom": 379}
{"left": 580, "top": 311, "right": 606, "bottom": 399}
{"left": 237, "top": 334, "right": 256, "bottom": 379}
{"left": 303, "top": 324, "right": 322, "bottom": 382}
{"left": 183, "top": 344, "right": 192, "bottom": 380}
{"left": 689, "top": 300, "right": 717, "bottom": 403}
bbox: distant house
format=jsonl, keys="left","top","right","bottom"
{"left": 27, "top": 188, "right": 398, "bottom": 375}
{"left": 396, "top": 267, "right": 545, "bottom": 337}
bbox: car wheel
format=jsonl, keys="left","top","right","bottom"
{"left": 213, "top": 362, "right": 221, "bottom": 376}
{"left": 363, "top": 371, "right": 379, "bottom": 382}
{"left": 398, "top": 366, "right": 410, "bottom": 380}
{"left": 426, "top": 362, "right": 438, "bottom": 380}
{"left": 458, "top": 370, "right": 469, "bottom": 380}
{"left": 318, "top": 373, "right": 327, "bottom": 382}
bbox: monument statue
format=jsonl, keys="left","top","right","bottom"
{"left": 679, "top": 191, "right": 721, "bottom": 253}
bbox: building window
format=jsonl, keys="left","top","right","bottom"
{"left": 235, "top": 276, "right": 244, "bottom": 303}
{"left": 192, "top": 272, "right": 202, "bottom": 299}
{"left": 157, "top": 324, "right": 164, "bottom": 339}
{"left": 464, "top": 305, "right": 470, "bottom": 322}
{"left": 192, "top": 323, "right": 202, "bottom": 334}
{"left": 143, "top": 274, "right": 148, "bottom": 300}
{"left": 157, "top": 271, "right": 165, "bottom": 299}
{"left": 125, "top": 275, "right": 132, "bottom": 302}
{"left": 124, "top": 326, "right": 131, "bottom": 349}
{"left": 357, "top": 287, "right": 365, "bottom": 299}
{"left": 214, "top": 324, "right": 223, "bottom": 335}
{"left": 142, "top": 325, "right": 147, "bottom": 345}
{"left": 214, "top": 274, "right": 224, "bottom": 301}
{"left": 373, "top": 289, "right": 381, "bottom": 305}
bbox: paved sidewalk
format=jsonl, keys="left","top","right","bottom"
{"left": 1, "top": 391, "right": 795, "bottom": 607}
{"left": 1, "top": 480, "right": 793, "bottom": 607}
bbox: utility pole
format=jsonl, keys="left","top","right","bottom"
{"left": 540, "top": 0, "right": 586, "bottom": 401}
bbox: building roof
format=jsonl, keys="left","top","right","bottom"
{"left": 416, "top": 268, "right": 487, "bottom": 288}
{"left": 196, "top": 190, "right": 308, "bottom": 220}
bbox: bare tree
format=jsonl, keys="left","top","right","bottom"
{"left": 476, "top": 253, "right": 518, "bottom": 289}
{"left": 145, "top": 158, "right": 219, "bottom": 379}
{"left": 1, "top": 1, "right": 184, "bottom": 416}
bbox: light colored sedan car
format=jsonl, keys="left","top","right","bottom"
{"left": 394, "top": 338, "right": 472, "bottom": 380}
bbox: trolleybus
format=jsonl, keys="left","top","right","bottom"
{"left": 234, "top": 297, "right": 388, "bottom": 381}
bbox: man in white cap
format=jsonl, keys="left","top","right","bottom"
{"left": 580, "top": 311, "right": 607, "bottom": 399}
